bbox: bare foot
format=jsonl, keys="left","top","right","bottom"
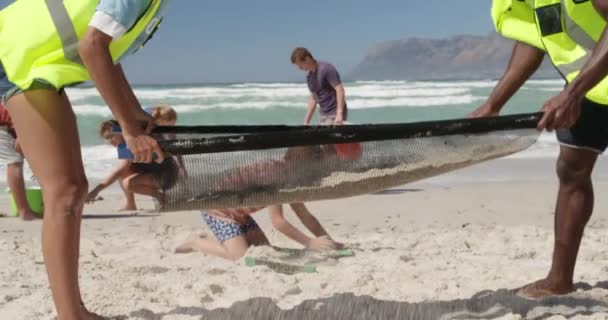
{"left": 515, "top": 278, "right": 574, "bottom": 299}
{"left": 19, "top": 210, "right": 39, "bottom": 221}
{"left": 174, "top": 234, "right": 202, "bottom": 254}
{"left": 83, "top": 309, "right": 104, "bottom": 320}
{"left": 79, "top": 301, "right": 104, "bottom": 320}
{"left": 118, "top": 205, "right": 137, "bottom": 212}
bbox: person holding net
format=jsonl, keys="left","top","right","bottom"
{"left": 471, "top": 0, "right": 608, "bottom": 299}
{"left": 0, "top": 1, "right": 170, "bottom": 317}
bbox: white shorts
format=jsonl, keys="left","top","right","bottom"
{"left": 0, "top": 128, "right": 22, "bottom": 165}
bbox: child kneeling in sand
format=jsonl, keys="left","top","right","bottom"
{"left": 175, "top": 146, "right": 343, "bottom": 260}
{"left": 175, "top": 203, "right": 341, "bottom": 261}
{"left": 86, "top": 105, "right": 180, "bottom": 210}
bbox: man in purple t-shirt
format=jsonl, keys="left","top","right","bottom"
{"left": 291, "top": 47, "right": 348, "bottom": 125}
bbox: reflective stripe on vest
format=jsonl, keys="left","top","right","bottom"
{"left": 533, "top": 0, "right": 608, "bottom": 104}
{"left": 544, "top": 1, "right": 594, "bottom": 75}
{"left": 45, "top": 0, "right": 83, "bottom": 66}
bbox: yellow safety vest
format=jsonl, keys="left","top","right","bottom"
{"left": 492, "top": 0, "right": 608, "bottom": 104}
{"left": 0, "top": 0, "right": 168, "bottom": 90}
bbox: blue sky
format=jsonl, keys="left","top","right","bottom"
{"left": 1, "top": 1, "right": 493, "bottom": 84}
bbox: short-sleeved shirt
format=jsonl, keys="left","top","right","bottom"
{"left": 89, "top": 0, "right": 152, "bottom": 39}
{"left": 306, "top": 61, "right": 348, "bottom": 118}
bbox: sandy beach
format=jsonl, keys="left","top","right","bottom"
{"left": 3, "top": 157, "right": 608, "bottom": 319}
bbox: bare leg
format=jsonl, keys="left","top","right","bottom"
{"left": 246, "top": 227, "right": 270, "bottom": 247}
{"left": 6, "top": 90, "right": 92, "bottom": 320}
{"left": 118, "top": 167, "right": 136, "bottom": 211}
{"left": 175, "top": 234, "right": 250, "bottom": 260}
{"left": 518, "top": 146, "right": 597, "bottom": 298}
{"left": 122, "top": 173, "right": 160, "bottom": 199}
{"left": 7, "top": 161, "right": 37, "bottom": 220}
{"left": 289, "top": 202, "right": 330, "bottom": 237}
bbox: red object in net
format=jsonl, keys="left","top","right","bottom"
{"left": 333, "top": 143, "right": 363, "bottom": 160}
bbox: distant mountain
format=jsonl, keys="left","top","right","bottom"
{"left": 348, "top": 33, "right": 558, "bottom": 81}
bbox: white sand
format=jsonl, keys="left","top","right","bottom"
{"left": 2, "top": 158, "right": 608, "bottom": 319}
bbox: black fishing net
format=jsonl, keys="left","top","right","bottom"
{"left": 151, "top": 113, "right": 541, "bottom": 212}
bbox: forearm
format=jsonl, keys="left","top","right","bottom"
{"left": 566, "top": 27, "right": 608, "bottom": 99}
{"left": 299, "top": 215, "right": 329, "bottom": 237}
{"left": 336, "top": 87, "right": 345, "bottom": 118}
{"left": 304, "top": 97, "right": 317, "bottom": 124}
{"left": 486, "top": 42, "right": 545, "bottom": 111}
{"left": 289, "top": 203, "right": 329, "bottom": 237}
{"left": 272, "top": 219, "right": 312, "bottom": 246}
{"left": 89, "top": 183, "right": 107, "bottom": 195}
{"left": 95, "top": 173, "right": 119, "bottom": 191}
{"left": 97, "top": 160, "right": 130, "bottom": 190}
{"left": 79, "top": 29, "right": 142, "bottom": 134}
{"left": 98, "top": 174, "right": 119, "bottom": 189}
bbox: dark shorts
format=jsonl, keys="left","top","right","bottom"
{"left": 556, "top": 98, "right": 608, "bottom": 153}
{"left": 201, "top": 211, "right": 259, "bottom": 243}
{"left": 131, "top": 157, "right": 179, "bottom": 190}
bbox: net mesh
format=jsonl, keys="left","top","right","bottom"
{"left": 152, "top": 113, "right": 541, "bottom": 212}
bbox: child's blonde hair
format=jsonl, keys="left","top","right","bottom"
{"left": 150, "top": 104, "right": 177, "bottom": 125}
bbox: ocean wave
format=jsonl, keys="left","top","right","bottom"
{"left": 230, "top": 83, "right": 302, "bottom": 88}
{"left": 67, "top": 85, "right": 476, "bottom": 102}
{"left": 71, "top": 94, "right": 486, "bottom": 115}
{"left": 348, "top": 95, "right": 485, "bottom": 108}
{"left": 0, "top": 145, "right": 119, "bottom": 184}
{"left": 67, "top": 80, "right": 555, "bottom": 103}
{"left": 72, "top": 105, "right": 113, "bottom": 116}
{"left": 355, "top": 80, "right": 499, "bottom": 88}
{"left": 538, "top": 87, "right": 565, "bottom": 92}
{"left": 525, "top": 79, "right": 565, "bottom": 85}
{"left": 353, "top": 80, "right": 410, "bottom": 85}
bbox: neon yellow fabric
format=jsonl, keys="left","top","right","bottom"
{"left": 0, "top": 0, "right": 164, "bottom": 90}
{"left": 492, "top": 0, "right": 608, "bottom": 104}
{"left": 492, "top": 0, "right": 545, "bottom": 50}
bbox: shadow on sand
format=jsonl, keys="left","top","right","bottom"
{"left": 374, "top": 188, "right": 423, "bottom": 195}
{"left": 104, "top": 282, "right": 608, "bottom": 320}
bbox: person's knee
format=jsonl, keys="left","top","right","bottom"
{"left": 227, "top": 249, "right": 246, "bottom": 261}
{"left": 556, "top": 154, "right": 594, "bottom": 186}
{"left": 44, "top": 178, "right": 88, "bottom": 217}
{"left": 122, "top": 176, "right": 134, "bottom": 192}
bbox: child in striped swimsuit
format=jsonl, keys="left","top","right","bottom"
{"left": 175, "top": 146, "right": 342, "bottom": 261}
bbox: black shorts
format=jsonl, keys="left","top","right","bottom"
{"left": 556, "top": 98, "right": 608, "bottom": 153}
{"left": 131, "top": 157, "right": 179, "bottom": 190}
